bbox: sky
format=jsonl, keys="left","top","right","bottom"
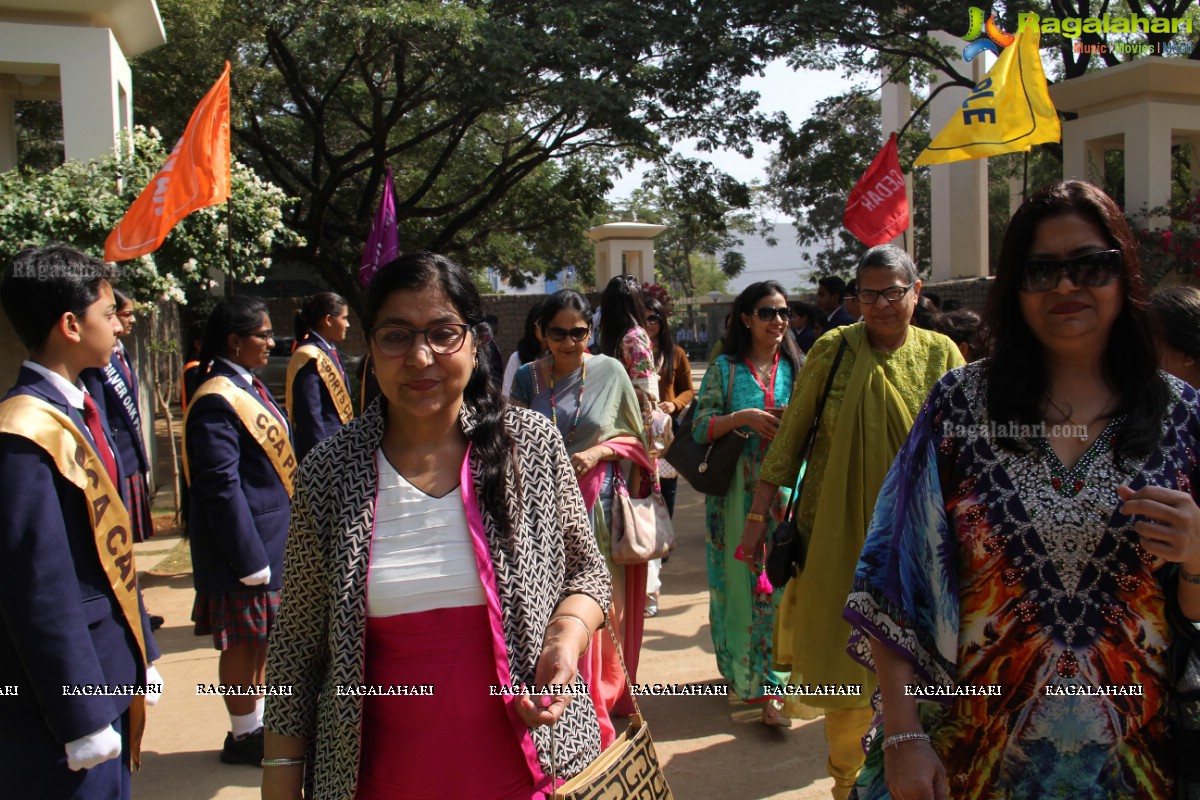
{"left": 605, "top": 59, "right": 859, "bottom": 292}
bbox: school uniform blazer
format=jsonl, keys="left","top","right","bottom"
{"left": 82, "top": 349, "right": 149, "bottom": 479}
{"left": 185, "top": 362, "right": 292, "bottom": 594}
{"left": 264, "top": 399, "right": 612, "bottom": 800}
{"left": 289, "top": 335, "right": 348, "bottom": 463}
{"left": 0, "top": 368, "right": 160, "bottom": 747}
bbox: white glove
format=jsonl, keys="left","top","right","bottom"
{"left": 145, "top": 664, "right": 163, "bottom": 707}
{"left": 65, "top": 724, "right": 122, "bottom": 771}
{"left": 239, "top": 565, "right": 271, "bottom": 586}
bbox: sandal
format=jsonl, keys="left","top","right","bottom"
{"left": 761, "top": 699, "right": 791, "bottom": 728}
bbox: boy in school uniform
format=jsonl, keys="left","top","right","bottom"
{"left": 0, "top": 245, "right": 162, "bottom": 799}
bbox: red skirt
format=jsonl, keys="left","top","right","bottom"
{"left": 356, "top": 605, "right": 538, "bottom": 800}
{"left": 191, "top": 589, "right": 279, "bottom": 650}
{"left": 123, "top": 473, "right": 155, "bottom": 542}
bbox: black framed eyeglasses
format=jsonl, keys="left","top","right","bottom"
{"left": 645, "top": 314, "right": 662, "bottom": 324}
{"left": 246, "top": 330, "right": 275, "bottom": 341}
{"left": 545, "top": 325, "right": 590, "bottom": 343}
{"left": 753, "top": 306, "right": 792, "bottom": 321}
{"left": 856, "top": 283, "right": 915, "bottom": 305}
{"left": 372, "top": 323, "right": 472, "bottom": 357}
{"left": 1020, "top": 250, "right": 1122, "bottom": 293}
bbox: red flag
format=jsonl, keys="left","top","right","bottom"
{"left": 843, "top": 133, "right": 909, "bottom": 247}
{"left": 105, "top": 62, "right": 232, "bottom": 262}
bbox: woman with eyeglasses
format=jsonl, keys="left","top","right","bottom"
{"left": 692, "top": 281, "right": 805, "bottom": 725}
{"left": 183, "top": 296, "right": 294, "bottom": 766}
{"left": 509, "top": 289, "right": 650, "bottom": 747}
{"left": 843, "top": 181, "right": 1200, "bottom": 800}
{"left": 263, "top": 258, "right": 610, "bottom": 800}
{"left": 743, "top": 247, "right": 963, "bottom": 794}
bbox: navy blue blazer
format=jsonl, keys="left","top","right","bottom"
{"left": 0, "top": 367, "right": 160, "bottom": 746}
{"left": 289, "top": 336, "right": 349, "bottom": 463}
{"left": 185, "top": 361, "right": 292, "bottom": 594}
{"left": 81, "top": 350, "right": 149, "bottom": 479}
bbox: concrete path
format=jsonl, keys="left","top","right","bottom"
{"left": 131, "top": 380, "right": 838, "bottom": 799}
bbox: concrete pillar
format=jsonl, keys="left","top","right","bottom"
{"left": 929, "top": 32, "right": 989, "bottom": 280}
{"left": 1124, "top": 103, "right": 1172, "bottom": 228}
{"left": 1008, "top": 176, "right": 1023, "bottom": 219}
{"left": 58, "top": 27, "right": 130, "bottom": 162}
{"left": 0, "top": 92, "right": 16, "bottom": 173}
{"left": 881, "top": 78, "right": 914, "bottom": 256}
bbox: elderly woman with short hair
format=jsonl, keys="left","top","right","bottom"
{"left": 743, "top": 245, "right": 964, "bottom": 798}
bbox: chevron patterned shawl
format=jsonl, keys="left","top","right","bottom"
{"left": 264, "top": 397, "right": 612, "bottom": 799}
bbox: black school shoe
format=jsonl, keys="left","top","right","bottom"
{"left": 149, "top": 615, "right": 164, "bottom": 630}
{"left": 220, "top": 727, "right": 265, "bottom": 766}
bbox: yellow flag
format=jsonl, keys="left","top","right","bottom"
{"left": 915, "top": 30, "right": 1059, "bottom": 166}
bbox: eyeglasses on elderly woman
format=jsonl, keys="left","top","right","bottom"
{"left": 856, "top": 283, "right": 915, "bottom": 305}
{"left": 1020, "top": 249, "right": 1122, "bottom": 293}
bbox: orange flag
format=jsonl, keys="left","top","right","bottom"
{"left": 105, "top": 62, "right": 231, "bottom": 262}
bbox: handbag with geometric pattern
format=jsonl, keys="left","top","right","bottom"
{"left": 550, "top": 623, "right": 673, "bottom": 799}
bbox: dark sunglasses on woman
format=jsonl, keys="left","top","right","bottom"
{"left": 753, "top": 306, "right": 792, "bottom": 321}
{"left": 1021, "top": 249, "right": 1122, "bottom": 293}
{"left": 645, "top": 314, "right": 662, "bottom": 324}
{"left": 545, "top": 325, "right": 590, "bottom": 343}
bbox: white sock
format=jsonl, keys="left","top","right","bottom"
{"left": 254, "top": 697, "right": 265, "bottom": 728}
{"left": 230, "top": 710, "right": 259, "bottom": 738}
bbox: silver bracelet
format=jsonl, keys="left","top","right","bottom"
{"left": 261, "top": 757, "right": 306, "bottom": 767}
{"left": 1181, "top": 568, "right": 1200, "bottom": 585}
{"left": 546, "top": 614, "right": 592, "bottom": 654}
{"left": 882, "top": 731, "right": 931, "bottom": 750}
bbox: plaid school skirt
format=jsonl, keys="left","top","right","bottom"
{"left": 192, "top": 589, "right": 280, "bottom": 650}
{"left": 124, "top": 473, "right": 155, "bottom": 542}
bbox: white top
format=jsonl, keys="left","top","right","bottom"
{"left": 501, "top": 351, "right": 522, "bottom": 399}
{"left": 366, "top": 450, "right": 486, "bottom": 617}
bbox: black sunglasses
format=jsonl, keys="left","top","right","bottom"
{"left": 545, "top": 325, "right": 590, "bottom": 343}
{"left": 1021, "top": 250, "right": 1122, "bottom": 293}
{"left": 645, "top": 314, "right": 662, "bottom": 324}
{"left": 752, "top": 306, "right": 792, "bottom": 321}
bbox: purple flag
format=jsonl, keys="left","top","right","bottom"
{"left": 358, "top": 166, "right": 400, "bottom": 287}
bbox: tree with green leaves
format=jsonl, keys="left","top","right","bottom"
{"left": 131, "top": 0, "right": 787, "bottom": 304}
{"left": 0, "top": 126, "right": 301, "bottom": 303}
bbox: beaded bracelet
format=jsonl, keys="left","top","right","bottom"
{"left": 1181, "top": 568, "right": 1200, "bottom": 585}
{"left": 882, "top": 731, "right": 931, "bottom": 750}
{"left": 546, "top": 614, "right": 592, "bottom": 654}
{"left": 261, "top": 757, "right": 306, "bottom": 768}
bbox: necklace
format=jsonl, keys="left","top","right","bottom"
{"left": 1044, "top": 393, "right": 1091, "bottom": 442}
{"left": 549, "top": 358, "right": 587, "bottom": 444}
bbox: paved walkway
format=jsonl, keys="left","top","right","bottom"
{"left": 131, "top": 380, "right": 838, "bottom": 799}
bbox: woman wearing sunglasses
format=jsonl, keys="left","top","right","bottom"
{"left": 509, "top": 289, "right": 650, "bottom": 748}
{"left": 743, "top": 248, "right": 962, "bottom": 793}
{"left": 843, "top": 181, "right": 1200, "bottom": 800}
{"left": 263, "top": 258, "right": 610, "bottom": 799}
{"left": 693, "top": 281, "right": 805, "bottom": 726}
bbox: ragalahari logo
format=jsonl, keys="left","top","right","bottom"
{"left": 962, "top": 7, "right": 1014, "bottom": 61}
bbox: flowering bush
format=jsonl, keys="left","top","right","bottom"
{"left": 1128, "top": 191, "right": 1200, "bottom": 283}
{"left": 0, "top": 126, "right": 302, "bottom": 303}
{"left": 642, "top": 281, "right": 674, "bottom": 318}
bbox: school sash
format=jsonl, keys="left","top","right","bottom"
{"left": 182, "top": 376, "right": 297, "bottom": 497}
{"left": 0, "top": 395, "right": 148, "bottom": 768}
{"left": 285, "top": 344, "right": 354, "bottom": 425}
{"left": 101, "top": 356, "right": 147, "bottom": 468}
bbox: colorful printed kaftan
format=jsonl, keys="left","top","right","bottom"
{"left": 845, "top": 363, "right": 1200, "bottom": 799}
